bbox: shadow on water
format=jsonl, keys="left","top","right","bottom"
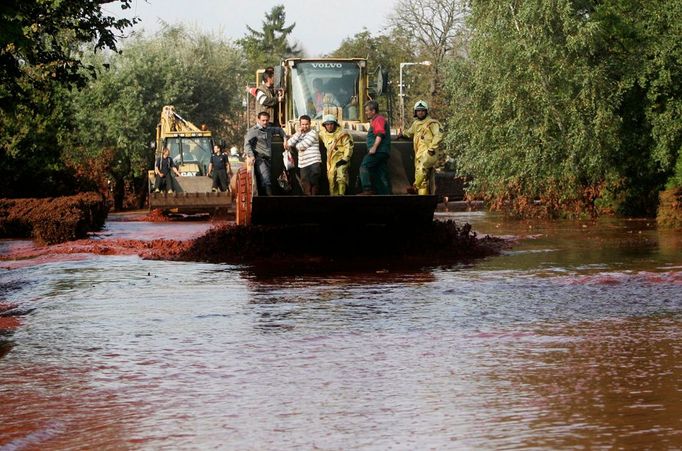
{"left": 236, "top": 264, "right": 442, "bottom": 334}
{"left": 240, "top": 261, "right": 441, "bottom": 283}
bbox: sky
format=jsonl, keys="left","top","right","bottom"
{"left": 117, "top": 0, "right": 397, "bottom": 56}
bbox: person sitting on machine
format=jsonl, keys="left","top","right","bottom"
{"left": 310, "top": 78, "right": 339, "bottom": 118}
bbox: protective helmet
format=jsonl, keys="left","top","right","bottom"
{"left": 414, "top": 100, "right": 428, "bottom": 112}
{"left": 230, "top": 146, "right": 239, "bottom": 156}
{"left": 322, "top": 114, "right": 338, "bottom": 125}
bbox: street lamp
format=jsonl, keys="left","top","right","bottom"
{"left": 399, "top": 61, "right": 431, "bottom": 129}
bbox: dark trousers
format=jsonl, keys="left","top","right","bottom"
{"left": 154, "top": 173, "right": 176, "bottom": 192}
{"left": 359, "top": 152, "right": 391, "bottom": 194}
{"left": 300, "top": 162, "right": 321, "bottom": 195}
{"left": 212, "top": 169, "right": 228, "bottom": 192}
{"left": 254, "top": 154, "right": 272, "bottom": 196}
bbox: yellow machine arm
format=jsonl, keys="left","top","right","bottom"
{"left": 160, "top": 105, "right": 203, "bottom": 135}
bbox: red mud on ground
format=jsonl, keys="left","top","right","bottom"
{"left": 138, "top": 209, "right": 172, "bottom": 222}
{"left": 110, "top": 209, "right": 221, "bottom": 223}
{"left": 0, "top": 316, "right": 21, "bottom": 332}
{"left": 0, "top": 302, "right": 21, "bottom": 333}
{"left": 0, "top": 213, "right": 215, "bottom": 269}
{"left": 0, "top": 212, "right": 209, "bottom": 269}
{"left": 0, "top": 238, "right": 192, "bottom": 270}
{"left": 1, "top": 220, "right": 507, "bottom": 269}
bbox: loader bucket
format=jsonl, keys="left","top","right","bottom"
{"left": 251, "top": 194, "right": 438, "bottom": 227}
{"left": 235, "top": 151, "right": 437, "bottom": 228}
{"left": 148, "top": 173, "right": 232, "bottom": 214}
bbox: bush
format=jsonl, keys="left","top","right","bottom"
{"left": 0, "top": 193, "right": 108, "bottom": 244}
{"left": 657, "top": 188, "right": 682, "bottom": 229}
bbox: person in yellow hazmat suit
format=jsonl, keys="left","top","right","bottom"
{"left": 319, "top": 114, "right": 354, "bottom": 195}
{"left": 398, "top": 100, "right": 443, "bottom": 195}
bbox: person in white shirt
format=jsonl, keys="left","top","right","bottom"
{"left": 286, "top": 115, "right": 321, "bottom": 195}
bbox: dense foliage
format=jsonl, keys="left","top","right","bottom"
{"left": 1, "top": 1, "right": 679, "bottom": 221}
{"left": 0, "top": 0, "right": 134, "bottom": 111}
{"left": 66, "top": 26, "right": 245, "bottom": 209}
{"left": 446, "top": 0, "right": 681, "bottom": 217}
{"left": 0, "top": 0, "right": 135, "bottom": 198}
{"left": 0, "top": 81, "right": 95, "bottom": 198}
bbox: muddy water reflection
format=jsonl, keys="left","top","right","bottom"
{"left": 441, "top": 210, "right": 682, "bottom": 272}
{"left": 1, "top": 213, "right": 681, "bottom": 449}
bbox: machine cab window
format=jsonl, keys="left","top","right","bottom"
{"left": 289, "top": 62, "right": 361, "bottom": 122}
{"left": 167, "top": 136, "right": 213, "bottom": 176}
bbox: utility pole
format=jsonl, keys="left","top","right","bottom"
{"left": 399, "top": 61, "right": 432, "bottom": 129}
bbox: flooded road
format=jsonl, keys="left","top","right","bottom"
{"left": 1, "top": 210, "right": 681, "bottom": 449}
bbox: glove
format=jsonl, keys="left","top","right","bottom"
{"left": 335, "top": 159, "right": 347, "bottom": 167}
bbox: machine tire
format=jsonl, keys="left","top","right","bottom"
{"left": 235, "top": 166, "right": 252, "bottom": 225}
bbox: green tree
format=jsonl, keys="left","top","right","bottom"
{"left": 594, "top": 0, "right": 682, "bottom": 213}
{"left": 0, "top": 0, "right": 135, "bottom": 198}
{"left": 331, "top": 29, "right": 416, "bottom": 125}
{"left": 0, "top": 82, "right": 93, "bottom": 198}
{"left": 0, "top": 0, "right": 135, "bottom": 111}
{"left": 238, "top": 4, "right": 302, "bottom": 73}
{"left": 66, "top": 26, "right": 245, "bottom": 209}
{"left": 635, "top": 2, "right": 682, "bottom": 192}
{"left": 446, "top": 0, "right": 681, "bottom": 218}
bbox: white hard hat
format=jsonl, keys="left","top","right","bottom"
{"left": 413, "top": 100, "right": 428, "bottom": 111}
{"left": 230, "top": 146, "right": 238, "bottom": 156}
{"left": 322, "top": 114, "right": 338, "bottom": 125}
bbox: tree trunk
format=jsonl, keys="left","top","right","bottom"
{"left": 135, "top": 176, "right": 148, "bottom": 209}
{"left": 113, "top": 177, "right": 125, "bottom": 211}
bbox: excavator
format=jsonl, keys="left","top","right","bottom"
{"left": 148, "top": 105, "right": 231, "bottom": 213}
{"left": 235, "top": 57, "right": 441, "bottom": 227}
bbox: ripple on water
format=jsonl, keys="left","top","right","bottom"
{"left": 0, "top": 241, "right": 681, "bottom": 448}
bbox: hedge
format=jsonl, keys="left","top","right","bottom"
{"left": 0, "top": 193, "right": 108, "bottom": 244}
{"left": 657, "top": 188, "right": 682, "bottom": 229}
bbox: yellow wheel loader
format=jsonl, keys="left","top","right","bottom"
{"left": 148, "top": 106, "right": 231, "bottom": 214}
{"left": 237, "top": 58, "right": 442, "bottom": 227}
